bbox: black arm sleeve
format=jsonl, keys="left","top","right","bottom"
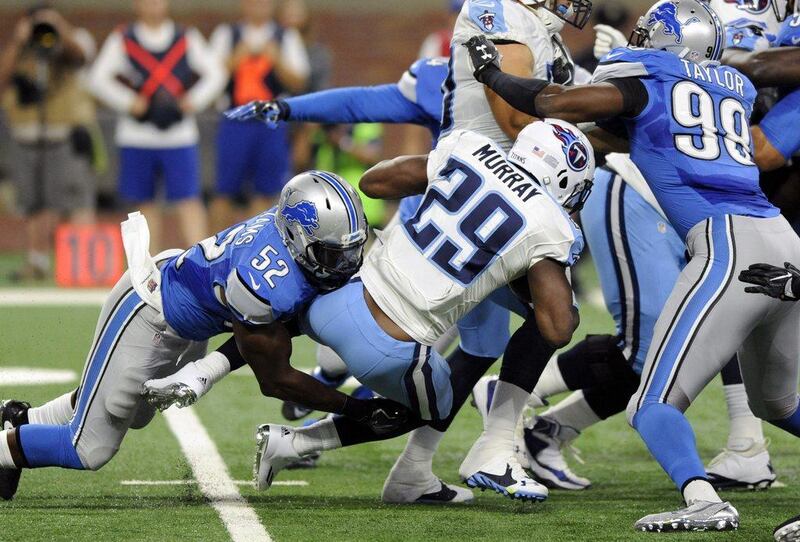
{"left": 479, "top": 64, "right": 550, "bottom": 118}
{"left": 605, "top": 77, "right": 649, "bottom": 118}
{"left": 217, "top": 336, "right": 248, "bottom": 371}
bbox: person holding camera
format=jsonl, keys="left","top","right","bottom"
{"left": 89, "top": 0, "right": 225, "bottom": 251}
{"left": 0, "top": 6, "right": 98, "bottom": 281}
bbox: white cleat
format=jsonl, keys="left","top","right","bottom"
{"left": 521, "top": 416, "right": 591, "bottom": 490}
{"left": 634, "top": 501, "right": 739, "bottom": 532}
{"left": 381, "top": 474, "right": 474, "bottom": 505}
{"left": 461, "top": 455, "right": 548, "bottom": 502}
{"left": 775, "top": 514, "right": 800, "bottom": 542}
{"left": 254, "top": 424, "right": 301, "bottom": 490}
{"left": 706, "top": 440, "right": 776, "bottom": 490}
{"left": 143, "top": 363, "right": 212, "bottom": 410}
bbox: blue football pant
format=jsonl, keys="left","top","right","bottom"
{"left": 628, "top": 214, "right": 800, "bottom": 490}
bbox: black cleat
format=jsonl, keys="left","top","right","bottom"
{"left": 0, "top": 400, "right": 29, "bottom": 501}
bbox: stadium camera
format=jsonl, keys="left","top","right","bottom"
{"left": 29, "top": 19, "right": 60, "bottom": 58}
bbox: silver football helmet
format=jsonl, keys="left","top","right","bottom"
{"left": 275, "top": 171, "right": 368, "bottom": 290}
{"left": 629, "top": 0, "right": 725, "bottom": 62}
{"left": 507, "top": 119, "right": 595, "bottom": 213}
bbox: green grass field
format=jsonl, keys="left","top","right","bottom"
{"left": 0, "top": 268, "right": 799, "bottom": 542}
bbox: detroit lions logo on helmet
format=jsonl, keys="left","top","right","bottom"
{"left": 648, "top": 2, "right": 701, "bottom": 44}
{"left": 282, "top": 201, "right": 320, "bottom": 235}
{"left": 552, "top": 124, "right": 589, "bottom": 172}
{"left": 478, "top": 10, "right": 496, "bottom": 30}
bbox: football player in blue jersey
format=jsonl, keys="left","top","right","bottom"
{"left": 0, "top": 171, "right": 411, "bottom": 501}
{"left": 466, "top": 0, "right": 800, "bottom": 531}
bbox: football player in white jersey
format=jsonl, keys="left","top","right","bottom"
{"left": 251, "top": 119, "right": 594, "bottom": 502}
{"left": 443, "top": 0, "right": 592, "bottom": 151}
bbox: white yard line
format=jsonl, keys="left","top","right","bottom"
{"left": 121, "top": 479, "right": 308, "bottom": 487}
{"left": 0, "top": 288, "right": 110, "bottom": 306}
{"left": 0, "top": 367, "right": 77, "bottom": 386}
{"left": 163, "top": 407, "right": 272, "bottom": 542}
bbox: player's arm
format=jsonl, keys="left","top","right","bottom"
{"left": 465, "top": 36, "right": 635, "bottom": 124}
{"left": 751, "top": 86, "right": 800, "bottom": 171}
{"left": 360, "top": 154, "right": 429, "bottom": 199}
{"left": 232, "top": 319, "right": 410, "bottom": 432}
{"left": 225, "top": 85, "right": 429, "bottom": 127}
{"left": 527, "top": 258, "right": 579, "bottom": 348}
{"left": 723, "top": 47, "right": 800, "bottom": 88}
{"left": 485, "top": 41, "right": 538, "bottom": 138}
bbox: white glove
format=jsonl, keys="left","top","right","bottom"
{"left": 593, "top": 24, "right": 628, "bottom": 60}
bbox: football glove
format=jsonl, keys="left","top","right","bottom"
{"left": 593, "top": 24, "right": 627, "bottom": 60}
{"left": 738, "top": 261, "right": 800, "bottom": 301}
{"left": 342, "top": 396, "right": 411, "bottom": 436}
{"left": 463, "top": 35, "right": 501, "bottom": 82}
{"left": 224, "top": 99, "right": 290, "bottom": 128}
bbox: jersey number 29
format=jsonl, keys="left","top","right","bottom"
{"left": 404, "top": 158, "right": 524, "bottom": 285}
{"left": 671, "top": 81, "right": 753, "bottom": 166}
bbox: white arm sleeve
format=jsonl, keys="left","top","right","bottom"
{"left": 209, "top": 24, "right": 233, "bottom": 62}
{"left": 280, "top": 28, "right": 311, "bottom": 79}
{"left": 185, "top": 28, "right": 227, "bottom": 112}
{"left": 87, "top": 31, "right": 138, "bottom": 113}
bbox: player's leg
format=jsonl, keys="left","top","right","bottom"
{"left": 162, "top": 146, "right": 207, "bottom": 247}
{"left": 739, "top": 300, "right": 800, "bottom": 438}
{"left": 629, "top": 215, "right": 787, "bottom": 531}
{"left": 706, "top": 356, "right": 776, "bottom": 490}
{"left": 382, "top": 298, "right": 507, "bottom": 503}
{"left": 457, "top": 304, "right": 554, "bottom": 501}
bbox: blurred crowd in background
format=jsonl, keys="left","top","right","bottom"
{"left": 0, "top": 0, "right": 631, "bottom": 282}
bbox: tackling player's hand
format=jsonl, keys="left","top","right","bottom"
{"left": 593, "top": 24, "right": 627, "bottom": 60}
{"left": 223, "top": 99, "right": 290, "bottom": 128}
{"left": 341, "top": 396, "right": 411, "bottom": 435}
{"left": 739, "top": 261, "right": 800, "bottom": 301}
{"left": 463, "top": 35, "right": 501, "bottom": 82}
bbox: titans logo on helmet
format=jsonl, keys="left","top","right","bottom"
{"left": 648, "top": 2, "right": 701, "bottom": 43}
{"left": 552, "top": 124, "right": 589, "bottom": 172}
{"left": 282, "top": 201, "right": 320, "bottom": 235}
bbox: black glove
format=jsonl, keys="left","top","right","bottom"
{"left": 738, "top": 261, "right": 800, "bottom": 301}
{"left": 463, "top": 35, "right": 501, "bottom": 82}
{"left": 341, "top": 396, "right": 411, "bottom": 435}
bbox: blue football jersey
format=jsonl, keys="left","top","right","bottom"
{"left": 397, "top": 57, "right": 449, "bottom": 222}
{"left": 593, "top": 48, "right": 778, "bottom": 239}
{"left": 160, "top": 210, "right": 317, "bottom": 341}
{"left": 776, "top": 12, "right": 800, "bottom": 46}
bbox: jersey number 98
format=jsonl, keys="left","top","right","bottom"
{"left": 671, "top": 81, "right": 753, "bottom": 166}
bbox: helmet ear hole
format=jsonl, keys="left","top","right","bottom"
{"left": 286, "top": 228, "right": 295, "bottom": 241}
{"left": 559, "top": 177, "right": 568, "bottom": 189}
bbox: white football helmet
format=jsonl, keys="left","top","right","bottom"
{"left": 275, "top": 171, "right": 368, "bottom": 290}
{"left": 520, "top": 0, "right": 594, "bottom": 30}
{"left": 507, "top": 119, "right": 595, "bottom": 212}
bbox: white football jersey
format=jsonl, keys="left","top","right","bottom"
{"left": 710, "top": 0, "right": 782, "bottom": 48}
{"left": 361, "top": 130, "right": 583, "bottom": 345}
{"left": 442, "top": 0, "right": 576, "bottom": 150}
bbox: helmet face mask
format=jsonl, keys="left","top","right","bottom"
{"left": 275, "top": 170, "right": 369, "bottom": 291}
{"left": 522, "top": 0, "right": 593, "bottom": 29}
